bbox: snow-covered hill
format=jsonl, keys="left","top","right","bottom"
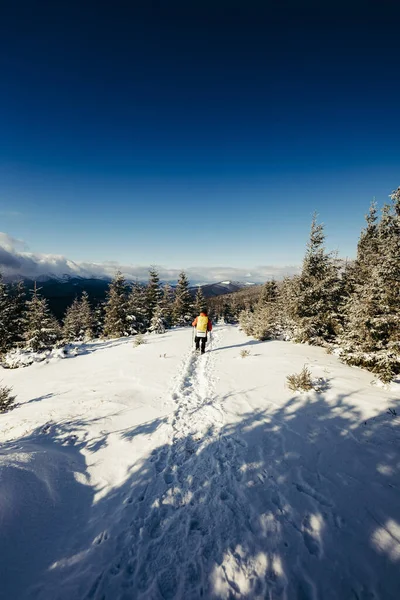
{"left": 0, "top": 326, "right": 399, "bottom": 599}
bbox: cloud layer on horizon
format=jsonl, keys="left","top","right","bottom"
{"left": 0, "top": 232, "right": 300, "bottom": 284}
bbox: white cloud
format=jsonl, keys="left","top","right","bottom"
{"left": 0, "top": 232, "right": 300, "bottom": 284}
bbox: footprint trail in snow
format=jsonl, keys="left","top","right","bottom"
{"left": 87, "top": 329, "right": 275, "bottom": 600}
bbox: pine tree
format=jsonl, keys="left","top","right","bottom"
{"left": 128, "top": 281, "right": 148, "bottom": 334}
{"left": 222, "top": 302, "right": 234, "bottom": 324}
{"left": 79, "top": 291, "right": 94, "bottom": 340}
{"left": 24, "top": 283, "right": 60, "bottom": 352}
{"left": 63, "top": 297, "right": 81, "bottom": 342}
{"left": 146, "top": 267, "right": 162, "bottom": 324}
{"left": 194, "top": 286, "right": 206, "bottom": 314}
{"left": 0, "top": 273, "right": 12, "bottom": 354}
{"left": 160, "top": 283, "right": 174, "bottom": 329}
{"left": 93, "top": 301, "right": 106, "bottom": 338}
{"left": 239, "top": 280, "right": 280, "bottom": 339}
{"left": 258, "top": 280, "right": 278, "bottom": 307}
{"left": 150, "top": 305, "right": 166, "bottom": 334}
{"left": 63, "top": 292, "right": 93, "bottom": 342}
{"left": 292, "top": 214, "right": 342, "bottom": 344}
{"left": 9, "top": 280, "right": 26, "bottom": 347}
{"left": 103, "top": 272, "right": 129, "bottom": 338}
{"left": 340, "top": 191, "right": 400, "bottom": 381}
{"left": 356, "top": 201, "right": 379, "bottom": 283}
{"left": 173, "top": 271, "right": 194, "bottom": 325}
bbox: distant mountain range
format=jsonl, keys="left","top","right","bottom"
{"left": 189, "top": 280, "right": 255, "bottom": 297}
{"left": 13, "top": 275, "right": 257, "bottom": 319}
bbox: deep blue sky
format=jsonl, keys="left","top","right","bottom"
{"left": 1, "top": 0, "right": 399, "bottom": 271}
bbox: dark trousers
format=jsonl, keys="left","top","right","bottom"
{"left": 195, "top": 335, "right": 207, "bottom": 353}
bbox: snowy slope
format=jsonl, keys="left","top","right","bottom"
{"left": 0, "top": 326, "right": 399, "bottom": 600}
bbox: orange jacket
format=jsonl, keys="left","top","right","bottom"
{"left": 192, "top": 313, "right": 212, "bottom": 331}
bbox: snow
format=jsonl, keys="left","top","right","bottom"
{"left": 0, "top": 326, "right": 399, "bottom": 599}
{"left": 220, "top": 281, "right": 231, "bottom": 285}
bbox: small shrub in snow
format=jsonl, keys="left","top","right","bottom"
{"left": 133, "top": 334, "right": 147, "bottom": 347}
{"left": 240, "top": 349, "right": 251, "bottom": 358}
{"left": 287, "top": 366, "right": 314, "bottom": 392}
{"left": 0, "top": 384, "right": 16, "bottom": 413}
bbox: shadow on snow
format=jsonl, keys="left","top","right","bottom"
{"left": 1, "top": 390, "right": 400, "bottom": 600}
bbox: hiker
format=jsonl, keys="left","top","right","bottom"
{"left": 192, "top": 308, "right": 213, "bottom": 354}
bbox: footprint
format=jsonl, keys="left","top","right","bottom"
{"left": 124, "top": 560, "right": 136, "bottom": 577}
{"left": 302, "top": 514, "right": 322, "bottom": 558}
{"left": 93, "top": 531, "right": 109, "bottom": 545}
{"left": 186, "top": 561, "right": 202, "bottom": 587}
{"left": 295, "top": 482, "right": 333, "bottom": 508}
{"left": 138, "top": 488, "right": 147, "bottom": 502}
{"left": 334, "top": 513, "right": 344, "bottom": 529}
{"left": 147, "top": 513, "right": 163, "bottom": 539}
{"left": 155, "top": 449, "right": 168, "bottom": 473}
{"left": 109, "top": 562, "right": 121, "bottom": 576}
{"left": 303, "top": 530, "right": 321, "bottom": 557}
{"left": 297, "top": 576, "right": 316, "bottom": 600}
{"left": 158, "top": 567, "right": 178, "bottom": 599}
{"left": 164, "top": 469, "right": 174, "bottom": 485}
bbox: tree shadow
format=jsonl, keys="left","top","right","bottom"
{"left": 121, "top": 417, "right": 168, "bottom": 441}
{"left": 25, "top": 393, "right": 55, "bottom": 404}
{"left": 1, "top": 392, "right": 400, "bottom": 599}
{"left": 211, "top": 339, "right": 267, "bottom": 352}
{"left": 64, "top": 338, "right": 130, "bottom": 358}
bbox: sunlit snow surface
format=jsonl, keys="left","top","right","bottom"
{"left": 0, "top": 326, "right": 399, "bottom": 599}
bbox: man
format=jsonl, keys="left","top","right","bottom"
{"left": 192, "top": 308, "right": 213, "bottom": 354}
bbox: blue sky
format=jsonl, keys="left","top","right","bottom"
{"left": 1, "top": 1, "right": 399, "bottom": 277}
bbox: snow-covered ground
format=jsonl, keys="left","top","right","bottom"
{"left": 0, "top": 326, "right": 399, "bottom": 600}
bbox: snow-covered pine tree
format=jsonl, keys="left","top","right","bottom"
{"left": 128, "top": 281, "right": 148, "bottom": 334}
{"left": 24, "top": 283, "right": 60, "bottom": 352}
{"left": 0, "top": 273, "right": 13, "bottom": 354}
{"left": 292, "top": 214, "right": 342, "bottom": 344}
{"left": 103, "top": 272, "right": 130, "bottom": 338}
{"left": 63, "top": 297, "right": 81, "bottom": 342}
{"left": 146, "top": 267, "right": 162, "bottom": 324}
{"left": 150, "top": 304, "right": 166, "bottom": 334}
{"left": 194, "top": 286, "right": 206, "bottom": 314}
{"left": 63, "top": 292, "right": 94, "bottom": 342}
{"left": 222, "top": 302, "right": 234, "bottom": 324}
{"left": 160, "top": 283, "right": 174, "bottom": 329}
{"left": 239, "top": 279, "right": 281, "bottom": 340}
{"left": 257, "top": 280, "right": 278, "bottom": 307}
{"left": 340, "top": 190, "right": 400, "bottom": 381}
{"left": 93, "top": 301, "right": 106, "bottom": 338}
{"left": 173, "top": 271, "right": 194, "bottom": 325}
{"left": 355, "top": 200, "right": 379, "bottom": 283}
{"left": 79, "top": 291, "right": 94, "bottom": 340}
{"left": 9, "top": 280, "right": 26, "bottom": 348}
